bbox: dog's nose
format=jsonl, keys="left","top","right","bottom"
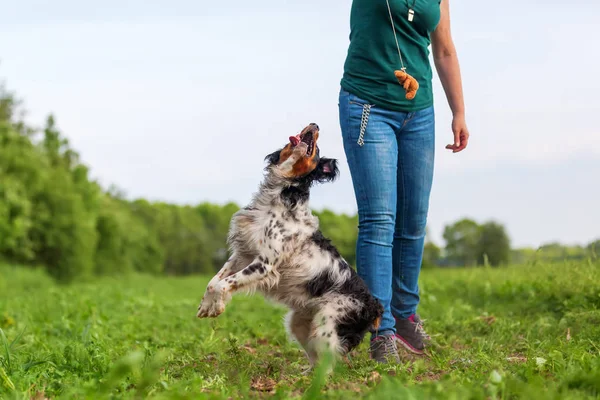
{"left": 309, "top": 123, "right": 319, "bottom": 131}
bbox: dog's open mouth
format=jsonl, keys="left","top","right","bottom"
{"left": 289, "top": 124, "right": 319, "bottom": 158}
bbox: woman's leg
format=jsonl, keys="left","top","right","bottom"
{"left": 338, "top": 88, "right": 402, "bottom": 354}
{"left": 391, "top": 105, "right": 436, "bottom": 354}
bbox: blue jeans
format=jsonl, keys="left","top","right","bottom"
{"left": 338, "top": 87, "right": 435, "bottom": 336}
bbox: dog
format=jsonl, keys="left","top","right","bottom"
{"left": 197, "top": 123, "right": 383, "bottom": 368}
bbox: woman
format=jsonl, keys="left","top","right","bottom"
{"left": 338, "top": 0, "right": 469, "bottom": 363}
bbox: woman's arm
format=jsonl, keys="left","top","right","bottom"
{"left": 431, "top": 0, "right": 469, "bottom": 153}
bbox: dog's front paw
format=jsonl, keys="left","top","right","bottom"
{"left": 197, "top": 286, "right": 226, "bottom": 318}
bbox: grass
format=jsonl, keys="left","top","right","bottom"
{"left": 0, "top": 261, "right": 599, "bottom": 399}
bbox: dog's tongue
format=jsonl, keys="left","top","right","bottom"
{"left": 289, "top": 135, "right": 300, "bottom": 146}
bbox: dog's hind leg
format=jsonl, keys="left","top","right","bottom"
{"left": 285, "top": 310, "right": 318, "bottom": 368}
{"left": 305, "top": 304, "right": 344, "bottom": 373}
{"left": 197, "top": 256, "right": 277, "bottom": 318}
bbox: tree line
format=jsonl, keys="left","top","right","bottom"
{"left": 1, "top": 81, "right": 598, "bottom": 282}
{"left": 423, "top": 219, "right": 598, "bottom": 268}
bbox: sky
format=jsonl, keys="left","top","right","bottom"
{"left": 1, "top": 0, "right": 599, "bottom": 249}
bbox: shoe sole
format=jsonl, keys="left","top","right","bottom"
{"left": 395, "top": 335, "right": 424, "bottom": 355}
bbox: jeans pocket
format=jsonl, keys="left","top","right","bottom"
{"left": 340, "top": 90, "right": 375, "bottom": 147}
{"left": 347, "top": 90, "right": 374, "bottom": 106}
{"left": 349, "top": 97, "right": 373, "bottom": 107}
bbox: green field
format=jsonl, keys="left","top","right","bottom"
{"left": 1, "top": 261, "right": 599, "bottom": 399}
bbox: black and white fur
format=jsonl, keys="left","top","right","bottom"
{"left": 197, "top": 131, "right": 383, "bottom": 368}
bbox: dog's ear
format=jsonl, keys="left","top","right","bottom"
{"left": 314, "top": 157, "right": 339, "bottom": 182}
{"left": 264, "top": 149, "right": 282, "bottom": 167}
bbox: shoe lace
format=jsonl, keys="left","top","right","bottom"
{"left": 375, "top": 335, "right": 398, "bottom": 354}
{"left": 414, "top": 317, "right": 429, "bottom": 339}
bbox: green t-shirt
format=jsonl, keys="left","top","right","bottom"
{"left": 340, "top": 0, "right": 441, "bottom": 112}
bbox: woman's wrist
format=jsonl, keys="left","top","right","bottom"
{"left": 452, "top": 110, "right": 465, "bottom": 119}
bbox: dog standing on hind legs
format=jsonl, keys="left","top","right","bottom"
{"left": 197, "top": 123, "right": 383, "bottom": 370}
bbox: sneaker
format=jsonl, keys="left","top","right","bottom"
{"left": 394, "top": 314, "right": 429, "bottom": 355}
{"left": 369, "top": 334, "right": 400, "bottom": 364}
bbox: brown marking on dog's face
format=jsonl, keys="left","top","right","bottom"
{"left": 276, "top": 123, "right": 320, "bottom": 178}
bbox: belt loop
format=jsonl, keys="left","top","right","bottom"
{"left": 357, "top": 104, "right": 372, "bottom": 147}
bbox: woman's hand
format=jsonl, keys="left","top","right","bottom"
{"left": 446, "top": 114, "right": 469, "bottom": 153}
